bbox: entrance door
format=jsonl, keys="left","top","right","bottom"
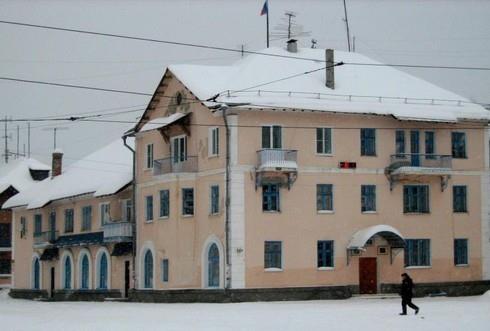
{"left": 359, "top": 258, "right": 377, "bottom": 294}
{"left": 207, "top": 243, "right": 220, "bottom": 287}
{"left": 50, "top": 267, "right": 55, "bottom": 298}
{"left": 410, "top": 131, "right": 420, "bottom": 166}
{"left": 124, "top": 261, "right": 130, "bottom": 298}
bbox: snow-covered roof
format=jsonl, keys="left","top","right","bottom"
{"left": 347, "top": 225, "right": 405, "bottom": 250}
{"left": 168, "top": 47, "right": 489, "bottom": 123}
{"left": 3, "top": 139, "right": 133, "bottom": 209}
{"left": 0, "top": 158, "right": 50, "bottom": 195}
{"left": 139, "top": 112, "right": 188, "bottom": 133}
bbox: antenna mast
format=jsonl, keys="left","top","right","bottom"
{"left": 343, "top": 0, "right": 351, "bottom": 52}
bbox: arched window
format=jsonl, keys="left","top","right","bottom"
{"left": 99, "top": 253, "right": 108, "bottom": 289}
{"left": 208, "top": 243, "right": 220, "bottom": 287}
{"left": 144, "top": 250, "right": 153, "bottom": 289}
{"left": 64, "top": 256, "right": 72, "bottom": 289}
{"left": 33, "top": 257, "right": 40, "bottom": 290}
{"left": 81, "top": 255, "right": 89, "bottom": 289}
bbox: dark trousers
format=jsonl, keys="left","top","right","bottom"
{"left": 401, "top": 296, "right": 419, "bottom": 314}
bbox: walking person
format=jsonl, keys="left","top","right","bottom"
{"left": 399, "top": 273, "right": 420, "bottom": 315}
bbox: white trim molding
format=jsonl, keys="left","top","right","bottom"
{"left": 201, "top": 235, "right": 225, "bottom": 289}
{"left": 138, "top": 241, "right": 156, "bottom": 289}
{"left": 59, "top": 250, "right": 75, "bottom": 289}
{"left": 94, "top": 247, "right": 111, "bottom": 290}
{"left": 30, "top": 253, "right": 42, "bottom": 290}
{"left": 77, "top": 248, "right": 92, "bottom": 290}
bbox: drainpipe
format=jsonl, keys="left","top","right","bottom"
{"left": 123, "top": 135, "right": 137, "bottom": 292}
{"left": 222, "top": 105, "right": 232, "bottom": 289}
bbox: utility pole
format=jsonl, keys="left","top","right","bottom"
{"left": 285, "top": 11, "right": 295, "bottom": 39}
{"left": 343, "top": 0, "right": 351, "bottom": 52}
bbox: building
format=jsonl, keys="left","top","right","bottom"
{"left": 0, "top": 158, "right": 50, "bottom": 287}
{"left": 5, "top": 140, "right": 134, "bottom": 300}
{"left": 126, "top": 43, "right": 490, "bottom": 301}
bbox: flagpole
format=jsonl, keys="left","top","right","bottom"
{"left": 266, "top": 10, "right": 269, "bottom": 48}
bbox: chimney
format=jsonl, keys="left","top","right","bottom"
{"left": 325, "top": 49, "right": 335, "bottom": 89}
{"left": 286, "top": 39, "right": 298, "bottom": 53}
{"left": 51, "top": 149, "right": 63, "bottom": 178}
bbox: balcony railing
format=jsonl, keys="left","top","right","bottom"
{"left": 257, "top": 149, "right": 298, "bottom": 170}
{"left": 33, "top": 230, "right": 58, "bottom": 246}
{"left": 389, "top": 154, "right": 452, "bottom": 170}
{"left": 103, "top": 222, "right": 133, "bottom": 243}
{"left": 153, "top": 156, "right": 198, "bottom": 176}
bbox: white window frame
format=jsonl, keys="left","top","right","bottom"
{"left": 146, "top": 143, "right": 154, "bottom": 169}
{"left": 261, "top": 124, "right": 282, "bottom": 149}
{"left": 208, "top": 127, "right": 219, "bottom": 157}
{"left": 145, "top": 195, "right": 154, "bottom": 223}
{"left": 316, "top": 127, "right": 334, "bottom": 156}
{"left": 120, "top": 199, "right": 132, "bottom": 223}
{"left": 209, "top": 184, "right": 220, "bottom": 215}
{"left": 99, "top": 202, "right": 111, "bottom": 226}
{"left": 170, "top": 134, "right": 187, "bottom": 164}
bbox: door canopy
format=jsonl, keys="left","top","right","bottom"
{"left": 347, "top": 225, "right": 405, "bottom": 250}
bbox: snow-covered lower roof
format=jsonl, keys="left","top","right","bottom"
{"left": 139, "top": 112, "right": 188, "bottom": 133}
{"left": 347, "top": 225, "right": 405, "bottom": 250}
{"left": 169, "top": 47, "right": 489, "bottom": 123}
{"left": 0, "top": 158, "right": 50, "bottom": 196}
{"left": 3, "top": 139, "right": 133, "bottom": 209}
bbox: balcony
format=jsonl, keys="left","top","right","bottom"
{"left": 255, "top": 149, "right": 298, "bottom": 189}
{"left": 33, "top": 231, "right": 58, "bottom": 248}
{"left": 103, "top": 222, "right": 133, "bottom": 243}
{"left": 153, "top": 156, "right": 198, "bottom": 176}
{"left": 386, "top": 154, "right": 452, "bottom": 191}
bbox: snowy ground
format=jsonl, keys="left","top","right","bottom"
{"left": 0, "top": 290, "right": 489, "bottom": 331}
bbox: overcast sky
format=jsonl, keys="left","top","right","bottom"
{"left": 1, "top": 0, "right": 489, "bottom": 166}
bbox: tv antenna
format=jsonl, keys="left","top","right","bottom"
{"left": 271, "top": 11, "right": 311, "bottom": 41}
{"left": 43, "top": 127, "right": 69, "bottom": 150}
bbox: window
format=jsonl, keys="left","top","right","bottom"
{"left": 182, "top": 188, "right": 194, "bottom": 216}
{"left": 171, "top": 136, "right": 187, "bottom": 163}
{"left": 146, "top": 143, "right": 154, "bottom": 169}
{"left": 34, "top": 214, "right": 42, "bottom": 237}
{"left": 121, "top": 199, "right": 132, "bottom": 223}
{"left": 81, "top": 206, "right": 92, "bottom": 231}
{"left": 316, "top": 128, "right": 332, "bottom": 154}
{"left": 144, "top": 250, "right": 153, "bottom": 289}
{"left": 20, "top": 217, "right": 27, "bottom": 238}
{"left": 99, "top": 253, "right": 108, "bottom": 289}
{"left": 162, "top": 259, "right": 169, "bottom": 283}
{"left": 317, "top": 240, "right": 334, "bottom": 268}
{"left": 425, "top": 131, "right": 435, "bottom": 159}
{"left": 64, "top": 255, "right": 72, "bottom": 289}
{"left": 262, "top": 184, "right": 280, "bottom": 212}
{"left": 454, "top": 239, "right": 468, "bottom": 266}
{"left": 317, "top": 184, "right": 333, "bottom": 212}
{"left": 145, "top": 195, "right": 154, "bottom": 221}
{"left": 452, "top": 132, "right": 466, "bottom": 158}
{"left": 361, "top": 185, "right": 376, "bottom": 212}
{"left": 100, "top": 203, "right": 110, "bottom": 225}
{"left": 32, "top": 257, "right": 40, "bottom": 289}
{"left": 262, "top": 125, "right": 282, "bottom": 149}
{"left": 209, "top": 127, "right": 219, "bottom": 156}
{"left": 453, "top": 185, "right": 467, "bottom": 213}
{"left": 159, "top": 190, "right": 169, "bottom": 218}
{"left": 395, "top": 130, "right": 405, "bottom": 157}
{"left": 64, "top": 209, "right": 74, "bottom": 233}
{"left": 80, "top": 254, "right": 89, "bottom": 289}
{"left": 210, "top": 185, "right": 219, "bottom": 214}
{"left": 404, "top": 239, "right": 431, "bottom": 267}
{"left": 361, "top": 128, "right": 376, "bottom": 156}
{"left": 264, "top": 241, "right": 282, "bottom": 269}
{"left": 403, "top": 185, "right": 429, "bottom": 213}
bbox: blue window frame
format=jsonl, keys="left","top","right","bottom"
{"left": 317, "top": 184, "right": 333, "bottom": 212}
{"left": 403, "top": 185, "right": 429, "bottom": 213}
{"left": 404, "top": 239, "right": 430, "bottom": 267}
{"left": 264, "top": 241, "right": 282, "bottom": 269}
{"left": 33, "top": 258, "right": 40, "bottom": 289}
{"left": 425, "top": 131, "right": 435, "bottom": 159}
{"left": 145, "top": 195, "right": 153, "bottom": 221}
{"left": 454, "top": 239, "right": 468, "bottom": 265}
{"left": 182, "top": 188, "right": 194, "bottom": 216}
{"left": 162, "top": 259, "right": 169, "bottom": 283}
{"left": 210, "top": 185, "right": 219, "bottom": 214}
{"left": 144, "top": 250, "right": 153, "bottom": 289}
{"left": 146, "top": 143, "right": 154, "bottom": 169}
{"left": 208, "top": 244, "right": 220, "bottom": 287}
{"left": 361, "top": 128, "right": 376, "bottom": 156}
{"left": 81, "top": 206, "right": 92, "bottom": 231}
{"left": 395, "top": 130, "right": 405, "bottom": 157}
{"left": 34, "top": 214, "right": 42, "bottom": 237}
{"left": 262, "top": 125, "right": 282, "bottom": 149}
{"left": 64, "top": 209, "right": 74, "bottom": 233}
{"left": 361, "top": 185, "right": 376, "bottom": 212}
{"left": 159, "top": 190, "right": 169, "bottom": 218}
{"left": 317, "top": 240, "right": 334, "bottom": 268}
{"left": 262, "top": 184, "right": 280, "bottom": 212}
{"left": 452, "top": 132, "right": 466, "bottom": 158}
{"left": 99, "top": 253, "right": 108, "bottom": 289}
{"left": 81, "top": 255, "right": 89, "bottom": 289}
{"left": 453, "top": 186, "right": 467, "bottom": 213}
{"left": 316, "top": 128, "right": 332, "bottom": 154}
{"left": 64, "top": 256, "right": 72, "bottom": 289}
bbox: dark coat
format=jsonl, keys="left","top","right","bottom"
{"left": 400, "top": 276, "right": 414, "bottom": 298}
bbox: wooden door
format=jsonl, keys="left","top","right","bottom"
{"left": 50, "top": 267, "right": 55, "bottom": 298}
{"left": 359, "top": 257, "right": 377, "bottom": 294}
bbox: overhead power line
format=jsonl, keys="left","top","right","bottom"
{"left": 1, "top": 20, "right": 490, "bottom": 71}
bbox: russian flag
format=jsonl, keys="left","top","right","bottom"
{"left": 260, "top": 0, "right": 268, "bottom": 16}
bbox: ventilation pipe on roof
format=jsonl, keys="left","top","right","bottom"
{"left": 51, "top": 149, "right": 63, "bottom": 178}
{"left": 325, "top": 49, "right": 335, "bottom": 89}
{"left": 286, "top": 39, "right": 298, "bottom": 53}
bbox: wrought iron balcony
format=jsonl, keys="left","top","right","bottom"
{"left": 103, "top": 221, "right": 133, "bottom": 243}
{"left": 33, "top": 230, "right": 58, "bottom": 247}
{"left": 255, "top": 149, "right": 298, "bottom": 189}
{"left": 153, "top": 156, "right": 198, "bottom": 176}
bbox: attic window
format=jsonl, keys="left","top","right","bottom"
{"left": 176, "top": 92, "right": 183, "bottom": 105}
